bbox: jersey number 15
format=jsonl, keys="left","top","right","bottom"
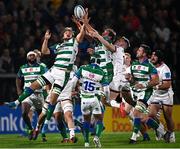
{"left": 84, "top": 81, "right": 95, "bottom": 91}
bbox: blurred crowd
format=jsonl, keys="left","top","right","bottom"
{"left": 0, "top": 0, "right": 180, "bottom": 103}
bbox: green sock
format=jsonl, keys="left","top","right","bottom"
{"left": 46, "top": 104, "right": 56, "bottom": 120}
{"left": 95, "top": 121, "right": 103, "bottom": 137}
{"left": 18, "top": 87, "right": 34, "bottom": 102}
{"left": 133, "top": 118, "right": 141, "bottom": 133}
{"left": 60, "top": 128, "right": 68, "bottom": 139}
{"left": 84, "top": 128, "right": 89, "bottom": 142}
{"left": 146, "top": 118, "right": 159, "bottom": 129}
{"left": 83, "top": 122, "right": 90, "bottom": 143}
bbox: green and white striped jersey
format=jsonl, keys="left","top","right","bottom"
{"left": 130, "top": 59, "right": 158, "bottom": 84}
{"left": 49, "top": 38, "right": 78, "bottom": 71}
{"left": 95, "top": 43, "right": 112, "bottom": 68}
{"left": 75, "top": 64, "right": 109, "bottom": 97}
{"left": 17, "top": 63, "right": 48, "bottom": 92}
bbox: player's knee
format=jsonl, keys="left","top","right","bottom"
{"left": 64, "top": 112, "right": 73, "bottom": 123}
{"left": 52, "top": 84, "right": 63, "bottom": 95}
{"left": 62, "top": 102, "right": 73, "bottom": 114}
{"left": 121, "top": 85, "right": 131, "bottom": 92}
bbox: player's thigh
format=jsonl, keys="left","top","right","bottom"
{"left": 92, "top": 97, "right": 103, "bottom": 115}
{"left": 54, "top": 111, "right": 64, "bottom": 121}
{"left": 162, "top": 104, "right": 173, "bottom": 119}
{"left": 22, "top": 96, "right": 33, "bottom": 107}
{"left": 93, "top": 113, "right": 103, "bottom": 121}
{"left": 54, "top": 102, "right": 63, "bottom": 114}
{"left": 81, "top": 99, "right": 91, "bottom": 115}
{"left": 83, "top": 114, "right": 91, "bottom": 122}
{"left": 61, "top": 100, "right": 73, "bottom": 114}
{"left": 148, "top": 103, "right": 161, "bottom": 117}
{"left": 124, "top": 101, "right": 133, "bottom": 113}
{"left": 110, "top": 75, "right": 121, "bottom": 93}
{"left": 38, "top": 69, "right": 55, "bottom": 85}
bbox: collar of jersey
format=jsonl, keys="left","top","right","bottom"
{"left": 27, "top": 63, "right": 38, "bottom": 67}
{"left": 90, "top": 63, "right": 99, "bottom": 68}
{"left": 139, "top": 58, "right": 149, "bottom": 64}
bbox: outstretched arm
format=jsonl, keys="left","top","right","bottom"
{"left": 89, "top": 29, "right": 116, "bottom": 52}
{"left": 41, "top": 30, "right": 51, "bottom": 55}
{"left": 72, "top": 15, "right": 82, "bottom": 31}
{"left": 76, "top": 24, "right": 85, "bottom": 43}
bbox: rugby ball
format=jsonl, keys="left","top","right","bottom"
{"left": 74, "top": 5, "right": 85, "bottom": 19}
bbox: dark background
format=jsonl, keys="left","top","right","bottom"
{"left": 0, "top": 0, "right": 180, "bottom": 103}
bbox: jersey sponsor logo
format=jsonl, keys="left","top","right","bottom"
{"left": 82, "top": 69, "right": 103, "bottom": 82}
{"left": 89, "top": 73, "right": 95, "bottom": 79}
{"left": 132, "top": 65, "right": 149, "bottom": 72}
{"left": 165, "top": 72, "right": 171, "bottom": 78}
{"left": 22, "top": 67, "right": 41, "bottom": 73}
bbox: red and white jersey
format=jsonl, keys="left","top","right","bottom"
{"left": 153, "top": 62, "right": 174, "bottom": 97}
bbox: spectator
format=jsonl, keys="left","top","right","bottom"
{"left": 0, "top": 48, "right": 14, "bottom": 73}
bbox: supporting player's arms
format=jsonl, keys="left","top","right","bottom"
{"left": 16, "top": 77, "right": 23, "bottom": 96}
{"left": 155, "top": 80, "right": 171, "bottom": 90}
{"left": 103, "top": 85, "right": 110, "bottom": 103}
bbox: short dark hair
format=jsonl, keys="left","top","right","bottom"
{"left": 105, "top": 28, "right": 116, "bottom": 43}
{"left": 140, "top": 44, "right": 151, "bottom": 55}
{"left": 154, "top": 50, "right": 164, "bottom": 62}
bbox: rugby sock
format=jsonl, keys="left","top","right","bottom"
{"left": 95, "top": 120, "right": 103, "bottom": 137}
{"left": 133, "top": 118, "right": 141, "bottom": 134}
{"left": 130, "top": 118, "right": 141, "bottom": 141}
{"left": 35, "top": 123, "right": 40, "bottom": 131}
{"left": 146, "top": 117, "right": 159, "bottom": 129}
{"left": 69, "top": 128, "right": 75, "bottom": 139}
{"left": 18, "top": 87, "right": 34, "bottom": 102}
{"left": 57, "top": 119, "right": 68, "bottom": 139}
{"left": 110, "top": 100, "right": 120, "bottom": 108}
{"left": 46, "top": 104, "right": 56, "bottom": 120}
{"left": 83, "top": 121, "right": 90, "bottom": 143}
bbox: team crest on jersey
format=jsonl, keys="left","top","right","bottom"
{"left": 137, "top": 65, "right": 141, "bottom": 70}
{"left": 89, "top": 73, "right": 95, "bottom": 78}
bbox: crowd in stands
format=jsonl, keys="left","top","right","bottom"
{"left": 0, "top": 0, "right": 180, "bottom": 103}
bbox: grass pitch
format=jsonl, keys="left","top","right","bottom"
{"left": 0, "top": 132, "right": 179, "bottom": 148}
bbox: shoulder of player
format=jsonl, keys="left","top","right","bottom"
{"left": 148, "top": 60, "right": 156, "bottom": 67}
{"left": 131, "top": 60, "right": 139, "bottom": 65}
{"left": 20, "top": 63, "right": 28, "bottom": 69}
{"left": 160, "top": 63, "right": 171, "bottom": 72}
{"left": 115, "top": 46, "right": 124, "bottom": 52}
{"left": 39, "top": 62, "right": 47, "bottom": 67}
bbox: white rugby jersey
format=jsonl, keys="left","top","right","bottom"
{"left": 153, "top": 63, "right": 174, "bottom": 96}
{"left": 111, "top": 46, "right": 125, "bottom": 73}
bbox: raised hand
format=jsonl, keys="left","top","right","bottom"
{"left": 72, "top": 15, "right": 81, "bottom": 30}
{"left": 88, "top": 29, "right": 99, "bottom": 38}
{"left": 81, "top": 8, "right": 90, "bottom": 25}
{"left": 44, "top": 30, "right": 51, "bottom": 40}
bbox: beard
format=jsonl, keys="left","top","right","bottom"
{"left": 27, "top": 59, "right": 36, "bottom": 64}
